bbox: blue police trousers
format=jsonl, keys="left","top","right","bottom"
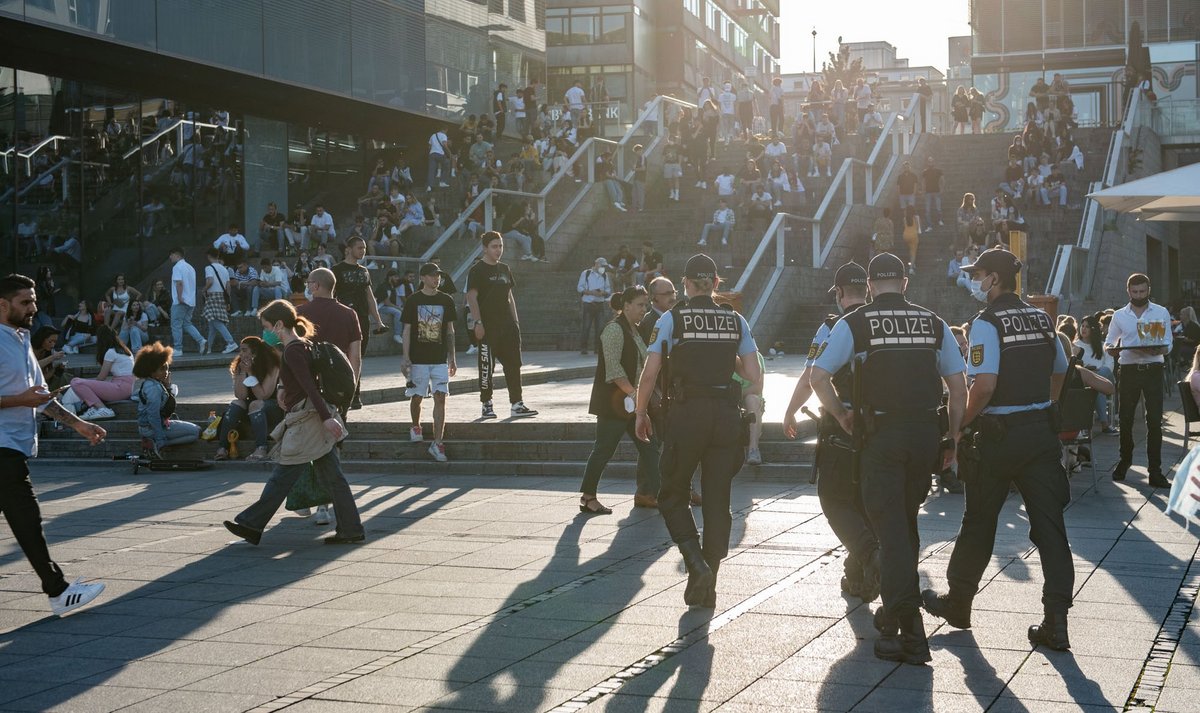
{"left": 658, "top": 398, "right": 744, "bottom": 563}
{"left": 946, "top": 417, "right": 1074, "bottom": 615}
{"left": 816, "top": 420, "right": 878, "bottom": 578}
{"left": 860, "top": 419, "right": 940, "bottom": 619}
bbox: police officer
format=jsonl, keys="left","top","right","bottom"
{"left": 922, "top": 248, "right": 1074, "bottom": 651}
{"left": 782, "top": 262, "right": 880, "bottom": 602}
{"left": 810, "top": 253, "right": 967, "bottom": 665}
{"left": 635, "top": 254, "right": 760, "bottom": 609}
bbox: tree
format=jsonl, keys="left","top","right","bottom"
{"left": 822, "top": 39, "right": 865, "bottom": 90}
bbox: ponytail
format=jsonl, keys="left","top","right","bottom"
{"left": 259, "top": 299, "right": 319, "bottom": 340}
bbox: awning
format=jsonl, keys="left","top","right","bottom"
{"left": 1087, "top": 163, "right": 1200, "bottom": 221}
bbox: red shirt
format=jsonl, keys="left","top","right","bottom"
{"left": 281, "top": 341, "right": 331, "bottom": 421}
{"left": 297, "top": 297, "right": 362, "bottom": 357}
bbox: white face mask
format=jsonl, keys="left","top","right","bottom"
{"left": 597, "top": 267, "right": 606, "bottom": 275}
{"left": 969, "top": 279, "right": 988, "bottom": 302}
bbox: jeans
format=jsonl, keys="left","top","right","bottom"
{"left": 924, "top": 192, "right": 942, "bottom": 225}
{"left": 769, "top": 104, "right": 783, "bottom": 134}
{"left": 631, "top": 180, "right": 645, "bottom": 212}
{"left": 170, "top": 303, "right": 205, "bottom": 350}
{"left": 220, "top": 399, "right": 283, "bottom": 449}
{"left": 1040, "top": 185, "right": 1068, "bottom": 206}
{"left": 206, "top": 319, "right": 234, "bottom": 350}
{"left": 605, "top": 178, "right": 624, "bottom": 206}
{"left": 502, "top": 230, "right": 532, "bottom": 259}
{"left": 898, "top": 194, "right": 917, "bottom": 211}
{"left": 579, "top": 301, "right": 606, "bottom": 352}
{"left": 427, "top": 153, "right": 449, "bottom": 187}
{"left": 235, "top": 447, "right": 364, "bottom": 538}
{"left": 0, "top": 450, "right": 68, "bottom": 597}
{"left": 252, "top": 286, "right": 284, "bottom": 310}
{"left": 120, "top": 326, "right": 147, "bottom": 351}
{"left": 1118, "top": 363, "right": 1164, "bottom": 473}
{"left": 65, "top": 333, "right": 95, "bottom": 350}
{"left": 1095, "top": 367, "right": 1114, "bottom": 425}
{"left": 581, "top": 416, "right": 661, "bottom": 496}
{"left": 700, "top": 222, "right": 733, "bottom": 245}
{"left": 159, "top": 420, "right": 202, "bottom": 447}
{"left": 260, "top": 227, "right": 286, "bottom": 253}
{"left": 379, "top": 305, "right": 403, "bottom": 334}
{"left": 999, "top": 182, "right": 1018, "bottom": 197}
{"left": 230, "top": 286, "right": 253, "bottom": 313}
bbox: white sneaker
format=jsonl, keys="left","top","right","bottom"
{"left": 314, "top": 505, "right": 330, "bottom": 526}
{"left": 81, "top": 406, "right": 116, "bottom": 420}
{"left": 746, "top": 448, "right": 763, "bottom": 466}
{"left": 365, "top": 261, "right": 379, "bottom": 269}
{"left": 428, "top": 442, "right": 448, "bottom": 462}
{"left": 439, "top": 182, "right": 450, "bottom": 188}
{"left": 697, "top": 239, "right": 707, "bottom": 246}
{"left": 721, "top": 238, "right": 728, "bottom": 246}
{"left": 410, "top": 426, "right": 423, "bottom": 442}
{"left": 393, "top": 335, "right": 404, "bottom": 345}
{"left": 511, "top": 402, "right": 538, "bottom": 418}
{"left": 614, "top": 203, "right": 627, "bottom": 212}
{"left": 466, "top": 345, "right": 478, "bottom": 355}
{"left": 292, "top": 508, "right": 312, "bottom": 517}
{"left": 50, "top": 579, "right": 105, "bottom": 616}
{"left": 701, "top": 182, "right": 708, "bottom": 189}
{"left": 695, "top": 181, "right": 703, "bottom": 188}
{"left": 222, "top": 343, "right": 238, "bottom": 354}
{"left": 63, "top": 345, "right": 77, "bottom": 354}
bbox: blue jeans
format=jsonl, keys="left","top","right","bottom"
{"left": 206, "top": 319, "right": 234, "bottom": 351}
{"left": 899, "top": 194, "right": 916, "bottom": 210}
{"left": 234, "top": 447, "right": 364, "bottom": 539}
{"left": 120, "top": 326, "right": 147, "bottom": 351}
{"left": 1095, "top": 367, "right": 1114, "bottom": 425}
{"left": 700, "top": 222, "right": 733, "bottom": 245}
{"left": 924, "top": 192, "right": 942, "bottom": 225}
{"left": 252, "top": 286, "right": 284, "bottom": 310}
{"left": 379, "top": 305, "right": 403, "bottom": 333}
{"left": 170, "top": 304, "right": 204, "bottom": 350}
{"left": 427, "top": 153, "right": 449, "bottom": 187}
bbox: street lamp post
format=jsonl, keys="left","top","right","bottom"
{"left": 812, "top": 28, "right": 817, "bottom": 73}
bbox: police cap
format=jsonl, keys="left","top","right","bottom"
{"left": 868, "top": 252, "right": 906, "bottom": 281}
{"left": 684, "top": 253, "right": 719, "bottom": 280}
{"left": 828, "top": 261, "right": 868, "bottom": 293}
{"left": 960, "top": 247, "right": 1022, "bottom": 276}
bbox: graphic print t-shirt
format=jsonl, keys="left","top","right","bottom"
{"left": 467, "top": 261, "right": 516, "bottom": 330}
{"left": 331, "top": 262, "right": 373, "bottom": 327}
{"left": 401, "top": 290, "right": 457, "bottom": 364}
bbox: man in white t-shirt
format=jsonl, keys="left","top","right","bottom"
{"left": 764, "top": 132, "right": 788, "bottom": 164}
{"left": 697, "top": 76, "right": 716, "bottom": 109}
{"left": 309, "top": 205, "right": 335, "bottom": 246}
{"left": 169, "top": 247, "right": 206, "bottom": 355}
{"left": 564, "top": 80, "right": 587, "bottom": 125}
{"left": 253, "top": 258, "right": 288, "bottom": 312}
{"left": 427, "top": 129, "right": 451, "bottom": 189}
{"left": 713, "top": 168, "right": 736, "bottom": 198}
{"left": 213, "top": 224, "right": 250, "bottom": 266}
{"left": 769, "top": 77, "right": 785, "bottom": 134}
{"left": 717, "top": 82, "right": 737, "bottom": 144}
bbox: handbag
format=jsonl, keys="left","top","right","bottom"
{"left": 286, "top": 463, "right": 333, "bottom": 511}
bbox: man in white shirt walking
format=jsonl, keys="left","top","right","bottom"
{"left": 1104, "top": 273, "right": 1173, "bottom": 488}
{"left": 577, "top": 258, "right": 612, "bottom": 355}
{"left": 564, "top": 80, "right": 587, "bottom": 126}
{"left": 427, "top": 129, "right": 451, "bottom": 190}
{"left": 717, "top": 82, "right": 737, "bottom": 144}
{"left": 169, "top": 247, "right": 207, "bottom": 355}
{"left": 769, "top": 77, "right": 785, "bottom": 134}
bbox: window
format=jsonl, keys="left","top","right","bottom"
{"left": 508, "top": 0, "right": 526, "bottom": 22}
{"left": 546, "top": 6, "right": 629, "bottom": 46}
{"left": 535, "top": 0, "right": 545, "bottom": 29}
{"left": 489, "top": 0, "right": 504, "bottom": 13}
{"left": 684, "top": 0, "right": 700, "bottom": 17}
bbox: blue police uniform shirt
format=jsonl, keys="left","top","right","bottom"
{"left": 968, "top": 318, "right": 1068, "bottom": 414}
{"left": 814, "top": 318, "right": 966, "bottom": 381}
{"left": 804, "top": 322, "right": 832, "bottom": 369}
{"left": 648, "top": 310, "right": 758, "bottom": 356}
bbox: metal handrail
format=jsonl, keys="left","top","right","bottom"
{"left": 121, "top": 119, "right": 238, "bottom": 161}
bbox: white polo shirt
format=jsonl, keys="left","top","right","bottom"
{"left": 1105, "top": 302, "right": 1173, "bottom": 365}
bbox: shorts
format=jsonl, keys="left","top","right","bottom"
{"left": 663, "top": 163, "right": 682, "bottom": 179}
{"left": 406, "top": 363, "right": 450, "bottom": 398}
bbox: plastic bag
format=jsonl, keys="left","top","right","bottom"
{"left": 200, "top": 415, "right": 222, "bottom": 441}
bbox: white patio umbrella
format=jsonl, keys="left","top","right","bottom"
{"left": 1087, "top": 162, "right": 1200, "bottom": 221}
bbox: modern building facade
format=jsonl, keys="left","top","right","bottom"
{"left": 969, "top": 0, "right": 1200, "bottom": 130}
{"left": 545, "top": 0, "right": 781, "bottom": 136}
{"left": 0, "top": 0, "right": 545, "bottom": 294}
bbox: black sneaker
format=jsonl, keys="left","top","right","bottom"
{"left": 349, "top": 396, "right": 364, "bottom": 410}
{"left": 510, "top": 401, "right": 538, "bottom": 418}
{"left": 324, "top": 533, "right": 366, "bottom": 545}
{"left": 223, "top": 520, "right": 262, "bottom": 546}
{"left": 481, "top": 401, "right": 497, "bottom": 419}
{"left": 1113, "top": 460, "right": 1130, "bottom": 482}
{"left": 1148, "top": 472, "right": 1170, "bottom": 488}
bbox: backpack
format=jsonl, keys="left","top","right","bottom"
{"left": 307, "top": 340, "right": 356, "bottom": 410}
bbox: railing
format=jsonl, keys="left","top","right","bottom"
{"left": 1045, "top": 89, "right": 1148, "bottom": 300}
{"left": 1151, "top": 97, "right": 1200, "bottom": 140}
{"left": 732, "top": 212, "right": 812, "bottom": 330}
{"left": 121, "top": 119, "right": 239, "bottom": 161}
{"left": 0, "top": 134, "right": 70, "bottom": 174}
{"left": 434, "top": 95, "right": 698, "bottom": 286}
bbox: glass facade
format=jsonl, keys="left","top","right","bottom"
{"left": 974, "top": 0, "right": 1200, "bottom": 55}
{"left": 0, "top": 0, "right": 430, "bottom": 113}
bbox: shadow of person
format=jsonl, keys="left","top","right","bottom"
{"left": 622, "top": 609, "right": 714, "bottom": 713}
{"left": 431, "top": 511, "right": 665, "bottom": 712}
{"left": 0, "top": 468, "right": 475, "bottom": 710}
{"left": 939, "top": 631, "right": 1031, "bottom": 710}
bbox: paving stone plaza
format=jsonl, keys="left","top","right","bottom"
{"left": 1, "top": 356, "right": 1198, "bottom": 712}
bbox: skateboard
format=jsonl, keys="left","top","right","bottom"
{"left": 113, "top": 453, "right": 213, "bottom": 475}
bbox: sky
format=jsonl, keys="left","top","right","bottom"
{"left": 780, "top": 1, "right": 972, "bottom": 74}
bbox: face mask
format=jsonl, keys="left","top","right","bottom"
{"left": 1131, "top": 297, "right": 1149, "bottom": 307}
{"left": 969, "top": 279, "right": 988, "bottom": 302}
{"left": 597, "top": 267, "right": 606, "bottom": 275}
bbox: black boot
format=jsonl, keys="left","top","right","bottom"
{"left": 859, "top": 548, "right": 881, "bottom": 603}
{"left": 874, "top": 611, "right": 931, "bottom": 665}
{"left": 1028, "top": 612, "right": 1070, "bottom": 651}
{"left": 921, "top": 588, "right": 972, "bottom": 629}
{"left": 841, "top": 552, "right": 863, "bottom": 597}
{"left": 701, "top": 557, "right": 720, "bottom": 609}
{"left": 679, "top": 539, "right": 714, "bottom": 607}
{"left": 873, "top": 606, "right": 898, "bottom": 637}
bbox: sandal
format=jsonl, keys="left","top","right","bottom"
{"left": 579, "top": 496, "right": 612, "bottom": 515}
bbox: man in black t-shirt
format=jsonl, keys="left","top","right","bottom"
{"left": 466, "top": 231, "right": 537, "bottom": 419}
{"left": 921, "top": 156, "right": 944, "bottom": 232}
{"left": 331, "top": 236, "right": 386, "bottom": 409}
{"left": 897, "top": 162, "right": 918, "bottom": 212}
{"left": 402, "top": 263, "right": 459, "bottom": 461}
{"left": 259, "top": 202, "right": 286, "bottom": 254}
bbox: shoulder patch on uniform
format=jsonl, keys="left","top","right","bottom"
{"left": 970, "top": 344, "right": 984, "bottom": 367}
{"left": 649, "top": 327, "right": 660, "bottom": 345}
{"left": 816, "top": 342, "right": 828, "bottom": 360}
{"left": 807, "top": 342, "right": 819, "bottom": 360}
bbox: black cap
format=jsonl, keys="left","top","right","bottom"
{"left": 828, "top": 262, "right": 868, "bottom": 293}
{"left": 419, "top": 262, "right": 442, "bottom": 277}
{"left": 960, "top": 247, "right": 1022, "bottom": 276}
{"left": 868, "top": 253, "right": 906, "bottom": 281}
{"left": 684, "top": 254, "right": 719, "bottom": 280}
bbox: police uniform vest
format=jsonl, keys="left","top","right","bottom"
{"left": 823, "top": 314, "right": 854, "bottom": 404}
{"left": 588, "top": 315, "right": 641, "bottom": 419}
{"left": 668, "top": 295, "right": 741, "bottom": 390}
{"left": 843, "top": 292, "right": 943, "bottom": 413}
{"left": 973, "top": 293, "right": 1056, "bottom": 407}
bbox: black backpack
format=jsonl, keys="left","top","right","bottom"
{"left": 307, "top": 340, "right": 356, "bottom": 410}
